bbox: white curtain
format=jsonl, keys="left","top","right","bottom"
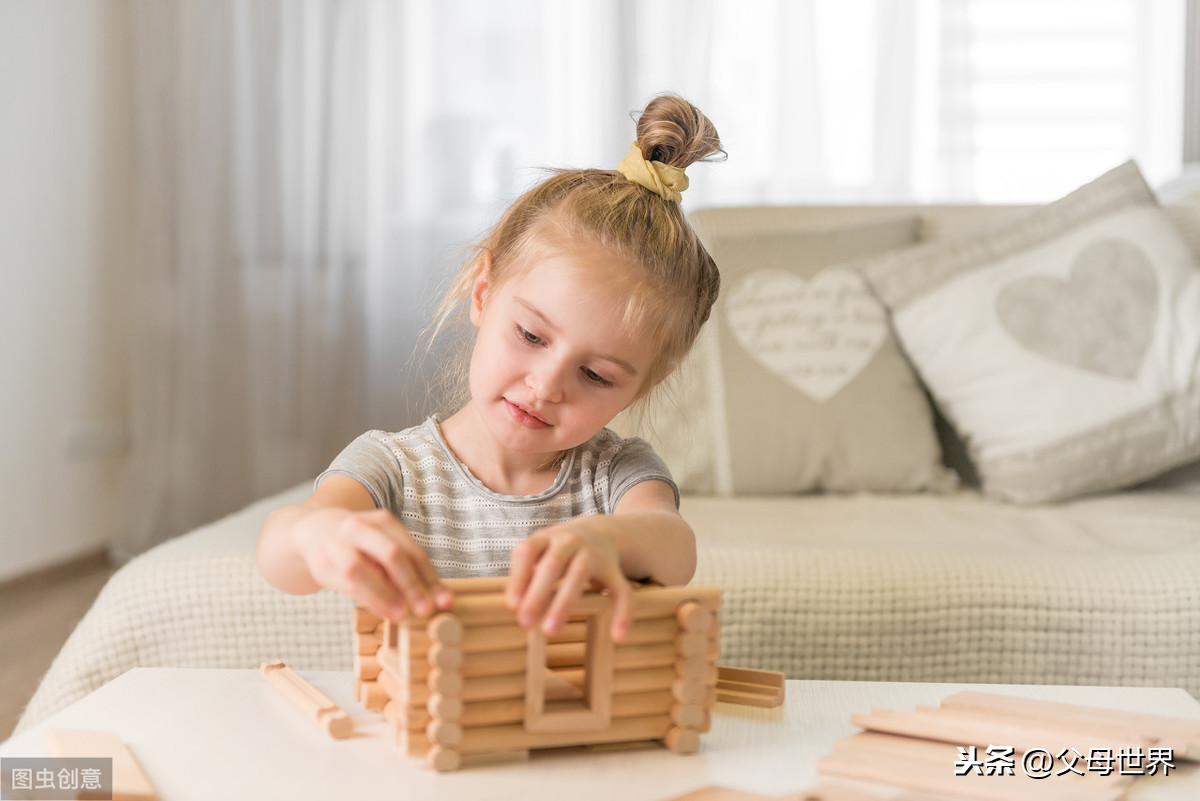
{"left": 119, "top": 0, "right": 1183, "bottom": 556}
{"left": 121, "top": 0, "right": 370, "bottom": 559}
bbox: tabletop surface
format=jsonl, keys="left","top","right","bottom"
{"left": 3, "top": 668, "right": 1199, "bottom": 800}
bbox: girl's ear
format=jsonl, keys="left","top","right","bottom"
{"left": 468, "top": 249, "right": 494, "bottom": 327}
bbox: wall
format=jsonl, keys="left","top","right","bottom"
{"left": 0, "top": 0, "right": 134, "bottom": 581}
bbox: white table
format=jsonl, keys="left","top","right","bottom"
{"left": 3, "top": 668, "right": 1199, "bottom": 800}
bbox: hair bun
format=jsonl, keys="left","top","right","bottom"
{"left": 635, "top": 94, "right": 724, "bottom": 170}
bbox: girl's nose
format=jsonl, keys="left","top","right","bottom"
{"left": 527, "top": 363, "right": 566, "bottom": 403}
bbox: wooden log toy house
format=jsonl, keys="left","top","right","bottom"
{"left": 352, "top": 577, "right": 722, "bottom": 772}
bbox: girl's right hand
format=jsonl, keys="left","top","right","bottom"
{"left": 293, "top": 507, "right": 453, "bottom": 623}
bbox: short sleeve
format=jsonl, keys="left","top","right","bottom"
{"left": 606, "top": 435, "right": 680, "bottom": 511}
{"left": 315, "top": 431, "right": 403, "bottom": 513}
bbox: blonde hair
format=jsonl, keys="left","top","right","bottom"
{"left": 428, "top": 93, "right": 724, "bottom": 408}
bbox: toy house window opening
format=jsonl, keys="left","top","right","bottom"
{"left": 524, "top": 595, "right": 614, "bottom": 733}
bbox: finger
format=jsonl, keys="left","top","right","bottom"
{"left": 516, "top": 537, "right": 576, "bottom": 629}
{"left": 506, "top": 535, "right": 547, "bottom": 610}
{"left": 338, "top": 519, "right": 435, "bottom": 616}
{"left": 605, "top": 572, "right": 635, "bottom": 642}
{"left": 539, "top": 554, "right": 592, "bottom": 635}
{"left": 320, "top": 541, "right": 407, "bottom": 623}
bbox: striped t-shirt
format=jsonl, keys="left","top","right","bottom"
{"left": 315, "top": 417, "right": 678, "bottom": 578}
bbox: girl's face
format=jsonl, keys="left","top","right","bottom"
{"left": 466, "top": 246, "right": 655, "bottom": 458}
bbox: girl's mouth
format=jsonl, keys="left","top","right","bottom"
{"left": 504, "top": 399, "right": 550, "bottom": 429}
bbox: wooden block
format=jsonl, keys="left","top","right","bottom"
{"left": 426, "top": 745, "right": 463, "bottom": 772}
{"left": 353, "top": 606, "right": 382, "bottom": 634}
{"left": 675, "top": 601, "right": 713, "bottom": 633}
{"left": 676, "top": 654, "right": 718, "bottom": 680}
{"left": 427, "top": 668, "right": 464, "bottom": 697}
{"left": 671, "top": 678, "right": 706, "bottom": 705}
{"left": 664, "top": 724, "right": 701, "bottom": 755}
{"left": 260, "top": 661, "right": 354, "bottom": 738}
{"left": 426, "top": 719, "right": 463, "bottom": 748}
{"left": 427, "top": 613, "right": 463, "bottom": 645}
{"left": 427, "top": 643, "right": 463, "bottom": 672}
{"left": 820, "top": 732, "right": 1130, "bottom": 801}
{"left": 360, "top": 679, "right": 390, "bottom": 710}
{"left": 46, "top": 729, "right": 158, "bottom": 801}
{"left": 715, "top": 665, "right": 785, "bottom": 708}
{"left": 354, "top": 652, "right": 381, "bottom": 681}
{"left": 942, "top": 691, "right": 1200, "bottom": 759}
{"left": 851, "top": 705, "right": 1153, "bottom": 755}
{"left": 427, "top": 692, "right": 463, "bottom": 722}
{"left": 354, "top": 630, "right": 382, "bottom": 655}
{"left": 670, "top": 703, "right": 706, "bottom": 728}
{"left": 460, "top": 648, "right": 527, "bottom": 677}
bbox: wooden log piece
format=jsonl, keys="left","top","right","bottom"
{"left": 354, "top": 652, "right": 381, "bottom": 681}
{"left": 427, "top": 692, "right": 463, "bottom": 721}
{"left": 675, "top": 601, "right": 712, "bottom": 634}
{"left": 427, "top": 613, "right": 463, "bottom": 645}
{"left": 428, "top": 643, "right": 463, "bottom": 672}
{"left": 427, "top": 668, "right": 464, "bottom": 697}
{"left": 353, "top": 606, "right": 382, "bottom": 634}
{"left": 664, "top": 725, "right": 702, "bottom": 755}
{"left": 360, "top": 680, "right": 390, "bottom": 711}
{"left": 354, "top": 630, "right": 382, "bottom": 655}
{"left": 427, "top": 719, "right": 463, "bottom": 748}
{"left": 260, "top": 661, "right": 355, "bottom": 739}
{"left": 426, "top": 745, "right": 463, "bottom": 772}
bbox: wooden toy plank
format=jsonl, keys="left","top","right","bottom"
{"left": 46, "top": 729, "right": 158, "bottom": 801}
{"left": 260, "top": 661, "right": 354, "bottom": 739}
{"left": 353, "top": 630, "right": 382, "bottom": 655}
{"left": 851, "top": 705, "right": 1153, "bottom": 755}
{"left": 820, "top": 732, "right": 1129, "bottom": 801}
{"left": 942, "top": 691, "right": 1200, "bottom": 760}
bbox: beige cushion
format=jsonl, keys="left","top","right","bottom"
{"left": 615, "top": 215, "right": 957, "bottom": 495}
{"left": 859, "top": 161, "right": 1200, "bottom": 504}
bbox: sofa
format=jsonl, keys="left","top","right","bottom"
{"left": 15, "top": 160, "right": 1200, "bottom": 735}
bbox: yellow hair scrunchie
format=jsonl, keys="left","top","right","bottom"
{"left": 615, "top": 141, "right": 689, "bottom": 202}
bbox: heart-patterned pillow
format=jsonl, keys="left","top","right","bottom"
{"left": 726, "top": 268, "right": 887, "bottom": 401}
{"left": 858, "top": 160, "right": 1200, "bottom": 504}
{"left": 996, "top": 239, "right": 1158, "bottom": 381}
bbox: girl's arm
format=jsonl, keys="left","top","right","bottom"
{"left": 256, "top": 474, "right": 452, "bottom": 622}
{"left": 504, "top": 479, "right": 695, "bottom": 642}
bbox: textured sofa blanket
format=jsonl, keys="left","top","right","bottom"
{"left": 16, "top": 480, "right": 1200, "bottom": 734}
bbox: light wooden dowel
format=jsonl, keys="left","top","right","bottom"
{"left": 458, "top": 714, "right": 672, "bottom": 754}
{"left": 260, "top": 661, "right": 354, "bottom": 739}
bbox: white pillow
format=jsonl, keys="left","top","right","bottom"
{"left": 858, "top": 161, "right": 1200, "bottom": 504}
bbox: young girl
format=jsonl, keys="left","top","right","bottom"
{"left": 257, "top": 94, "right": 723, "bottom": 642}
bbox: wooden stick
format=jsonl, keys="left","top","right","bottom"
{"left": 354, "top": 630, "right": 381, "bottom": 655}
{"left": 354, "top": 652, "right": 381, "bottom": 681}
{"left": 851, "top": 705, "right": 1153, "bottom": 755}
{"left": 353, "top": 606, "right": 381, "bottom": 634}
{"left": 664, "top": 724, "right": 701, "bottom": 755}
{"left": 820, "top": 732, "right": 1129, "bottom": 801}
{"left": 260, "top": 661, "right": 354, "bottom": 739}
{"left": 942, "top": 691, "right": 1200, "bottom": 759}
{"left": 46, "top": 729, "right": 159, "bottom": 801}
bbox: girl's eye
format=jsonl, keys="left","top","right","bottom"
{"left": 516, "top": 325, "right": 543, "bottom": 346}
{"left": 581, "top": 367, "right": 613, "bottom": 387}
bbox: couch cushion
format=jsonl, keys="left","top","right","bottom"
{"left": 614, "top": 214, "right": 957, "bottom": 495}
{"left": 859, "top": 161, "right": 1200, "bottom": 504}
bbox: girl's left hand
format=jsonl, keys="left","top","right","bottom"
{"left": 505, "top": 520, "right": 634, "bottom": 642}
